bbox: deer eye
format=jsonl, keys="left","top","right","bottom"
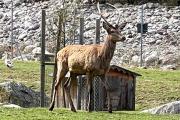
{"left": 110, "top": 30, "right": 115, "bottom": 33}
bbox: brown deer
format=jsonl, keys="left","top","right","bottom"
{"left": 49, "top": 2, "right": 126, "bottom": 113}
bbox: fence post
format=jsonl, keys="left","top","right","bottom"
{"left": 77, "top": 17, "right": 84, "bottom": 110}
{"left": 94, "top": 19, "right": 100, "bottom": 44}
{"left": 140, "top": 4, "right": 144, "bottom": 67}
{"left": 93, "top": 19, "right": 101, "bottom": 111}
{"left": 40, "top": 9, "right": 46, "bottom": 107}
{"left": 10, "top": 0, "right": 14, "bottom": 60}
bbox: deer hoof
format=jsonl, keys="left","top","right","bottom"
{"left": 49, "top": 103, "right": 54, "bottom": 111}
{"left": 108, "top": 108, "right": 112, "bottom": 113}
{"left": 71, "top": 108, "right": 77, "bottom": 112}
{"left": 49, "top": 107, "right": 53, "bottom": 111}
{"left": 88, "top": 109, "right": 93, "bottom": 112}
{"left": 108, "top": 110, "right": 112, "bottom": 113}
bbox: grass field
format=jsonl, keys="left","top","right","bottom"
{"left": 0, "top": 108, "right": 180, "bottom": 120}
{"left": 0, "top": 60, "right": 180, "bottom": 119}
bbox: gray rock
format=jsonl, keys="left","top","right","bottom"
{"left": 3, "top": 15, "right": 10, "bottom": 21}
{"left": 23, "top": 45, "right": 36, "bottom": 53}
{"left": 172, "top": 14, "right": 180, "bottom": 19}
{"left": 18, "top": 33, "right": 27, "bottom": 40}
{"left": 1, "top": 103, "right": 21, "bottom": 108}
{"left": 161, "top": 65, "right": 177, "bottom": 70}
{"left": 161, "top": 24, "right": 169, "bottom": 29}
{"left": 147, "top": 3, "right": 159, "bottom": 9}
{"left": 32, "top": 47, "right": 41, "bottom": 54}
{"left": 0, "top": 0, "right": 4, "bottom": 6}
{"left": 160, "top": 54, "right": 178, "bottom": 66}
{"left": 131, "top": 55, "right": 140, "bottom": 66}
{"left": 24, "top": 21, "right": 32, "bottom": 30}
{"left": 14, "top": 0, "right": 22, "bottom": 7}
{"left": 0, "top": 13, "right": 3, "bottom": 19}
{"left": 0, "top": 81, "right": 49, "bottom": 107}
{"left": 144, "top": 51, "right": 158, "bottom": 67}
{"left": 3, "top": 0, "right": 11, "bottom": 4}
{"left": 156, "top": 40, "right": 162, "bottom": 45}
{"left": 0, "top": 43, "right": 4, "bottom": 52}
{"left": 142, "top": 101, "right": 180, "bottom": 114}
{"left": 148, "top": 38, "right": 156, "bottom": 44}
{"left": 28, "top": 23, "right": 40, "bottom": 31}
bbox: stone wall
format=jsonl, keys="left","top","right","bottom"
{"left": 0, "top": 1, "right": 179, "bottom": 69}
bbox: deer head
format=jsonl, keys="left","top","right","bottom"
{"left": 97, "top": 2, "right": 126, "bottom": 43}
{"left": 103, "top": 21, "right": 126, "bottom": 42}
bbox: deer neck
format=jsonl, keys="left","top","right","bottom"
{"left": 100, "top": 35, "right": 116, "bottom": 63}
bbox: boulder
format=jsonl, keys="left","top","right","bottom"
{"left": 142, "top": 101, "right": 180, "bottom": 114}
{"left": 28, "top": 23, "right": 40, "bottom": 31}
{"left": 0, "top": 81, "right": 49, "bottom": 108}
{"left": 131, "top": 55, "right": 140, "bottom": 66}
{"left": 159, "top": 54, "right": 178, "bottom": 66}
{"left": 18, "top": 33, "right": 27, "bottom": 40}
{"left": 144, "top": 51, "right": 159, "bottom": 67}
{"left": 23, "top": 45, "right": 36, "bottom": 53}
{"left": 0, "top": 103, "right": 21, "bottom": 108}
{"left": 161, "top": 65, "right": 177, "bottom": 70}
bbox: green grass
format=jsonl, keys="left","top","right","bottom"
{"left": 0, "top": 108, "right": 180, "bottom": 120}
{"left": 0, "top": 60, "right": 53, "bottom": 94}
{"left": 0, "top": 60, "right": 180, "bottom": 119}
{"left": 0, "top": 60, "right": 180, "bottom": 110}
{"left": 129, "top": 68, "right": 180, "bottom": 110}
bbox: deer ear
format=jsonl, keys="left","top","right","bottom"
{"left": 103, "top": 22, "right": 111, "bottom": 33}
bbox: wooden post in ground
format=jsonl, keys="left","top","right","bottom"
{"left": 40, "top": 9, "right": 46, "bottom": 107}
{"left": 93, "top": 19, "right": 100, "bottom": 111}
{"left": 77, "top": 17, "right": 84, "bottom": 110}
{"left": 94, "top": 19, "right": 100, "bottom": 44}
{"left": 132, "top": 76, "right": 136, "bottom": 110}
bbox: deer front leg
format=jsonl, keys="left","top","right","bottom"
{"left": 100, "top": 75, "right": 112, "bottom": 113}
{"left": 64, "top": 75, "right": 76, "bottom": 112}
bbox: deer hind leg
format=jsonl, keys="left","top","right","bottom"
{"left": 49, "top": 62, "right": 67, "bottom": 111}
{"left": 64, "top": 73, "right": 76, "bottom": 112}
{"left": 86, "top": 73, "right": 93, "bottom": 112}
{"left": 100, "top": 75, "right": 112, "bottom": 113}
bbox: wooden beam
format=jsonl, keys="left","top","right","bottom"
{"left": 94, "top": 19, "right": 101, "bottom": 111}
{"left": 77, "top": 17, "right": 84, "bottom": 110}
{"left": 40, "top": 9, "right": 46, "bottom": 107}
{"left": 94, "top": 19, "right": 100, "bottom": 44}
{"left": 44, "top": 62, "right": 55, "bottom": 65}
{"left": 35, "top": 53, "right": 55, "bottom": 57}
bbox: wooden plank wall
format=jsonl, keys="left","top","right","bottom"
{"left": 102, "top": 73, "right": 135, "bottom": 111}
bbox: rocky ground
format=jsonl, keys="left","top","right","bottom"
{"left": 0, "top": 0, "right": 179, "bottom": 69}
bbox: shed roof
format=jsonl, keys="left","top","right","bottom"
{"left": 65, "top": 65, "right": 141, "bottom": 77}
{"left": 109, "top": 65, "right": 141, "bottom": 77}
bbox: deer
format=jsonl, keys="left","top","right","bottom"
{"left": 49, "top": 2, "right": 126, "bottom": 113}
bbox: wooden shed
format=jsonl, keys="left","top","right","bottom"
{"left": 56, "top": 65, "right": 141, "bottom": 111}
